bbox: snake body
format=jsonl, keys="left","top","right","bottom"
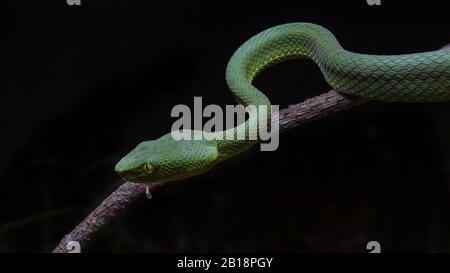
{"left": 115, "top": 23, "right": 450, "bottom": 183}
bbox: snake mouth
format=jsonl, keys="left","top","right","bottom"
{"left": 114, "top": 155, "right": 140, "bottom": 174}
{"left": 114, "top": 160, "right": 145, "bottom": 181}
{"left": 116, "top": 170, "right": 149, "bottom": 183}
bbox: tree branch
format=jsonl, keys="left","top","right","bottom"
{"left": 278, "top": 90, "right": 365, "bottom": 133}
{"left": 51, "top": 182, "right": 161, "bottom": 253}
{"left": 52, "top": 90, "right": 363, "bottom": 253}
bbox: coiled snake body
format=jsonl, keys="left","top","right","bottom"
{"left": 115, "top": 23, "right": 450, "bottom": 183}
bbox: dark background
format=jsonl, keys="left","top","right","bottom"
{"left": 1, "top": 0, "right": 450, "bottom": 252}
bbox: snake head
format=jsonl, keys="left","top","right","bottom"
{"left": 115, "top": 133, "right": 218, "bottom": 184}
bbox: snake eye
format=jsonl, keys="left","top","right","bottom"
{"left": 143, "top": 163, "right": 154, "bottom": 173}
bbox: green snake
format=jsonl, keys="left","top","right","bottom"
{"left": 115, "top": 22, "right": 450, "bottom": 184}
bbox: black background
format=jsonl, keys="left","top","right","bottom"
{"left": 1, "top": 0, "right": 450, "bottom": 252}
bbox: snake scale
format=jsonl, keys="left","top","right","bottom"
{"left": 115, "top": 22, "right": 450, "bottom": 184}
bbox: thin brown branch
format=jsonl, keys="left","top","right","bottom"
{"left": 52, "top": 90, "right": 363, "bottom": 253}
{"left": 52, "top": 183, "right": 160, "bottom": 253}
{"left": 278, "top": 90, "right": 365, "bottom": 133}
